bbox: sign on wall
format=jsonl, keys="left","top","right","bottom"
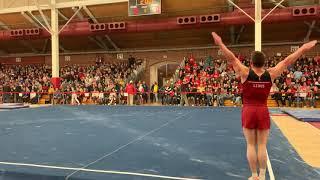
{"left": 65, "top": 56, "right": 71, "bottom": 62}
{"left": 15, "top": 57, "right": 21, "bottom": 62}
{"left": 290, "top": 45, "right": 300, "bottom": 52}
{"left": 117, "top": 53, "right": 124, "bottom": 60}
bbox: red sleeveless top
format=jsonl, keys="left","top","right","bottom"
{"left": 242, "top": 69, "right": 272, "bottom": 106}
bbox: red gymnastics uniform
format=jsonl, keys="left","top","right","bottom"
{"left": 242, "top": 69, "right": 272, "bottom": 129}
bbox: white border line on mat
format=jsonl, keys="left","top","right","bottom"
{"left": 0, "top": 161, "right": 202, "bottom": 180}
{"left": 266, "top": 149, "right": 275, "bottom": 180}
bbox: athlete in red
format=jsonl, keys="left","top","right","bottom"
{"left": 212, "top": 32, "right": 317, "bottom": 180}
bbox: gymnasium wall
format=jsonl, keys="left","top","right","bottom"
{"left": 2, "top": 44, "right": 320, "bottom": 65}
{"left": 1, "top": 45, "right": 319, "bottom": 85}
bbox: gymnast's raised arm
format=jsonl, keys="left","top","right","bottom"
{"left": 211, "top": 32, "right": 249, "bottom": 82}
{"left": 268, "top": 40, "right": 317, "bottom": 80}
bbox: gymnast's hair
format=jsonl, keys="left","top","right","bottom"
{"left": 251, "top": 51, "right": 266, "bottom": 68}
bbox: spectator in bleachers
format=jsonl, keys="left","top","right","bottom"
{"left": 0, "top": 60, "right": 142, "bottom": 105}
{"left": 164, "top": 53, "right": 319, "bottom": 107}
{"left": 0, "top": 54, "right": 319, "bottom": 108}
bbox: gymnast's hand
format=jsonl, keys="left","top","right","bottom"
{"left": 211, "top": 32, "right": 223, "bottom": 46}
{"left": 301, "top": 40, "right": 317, "bottom": 52}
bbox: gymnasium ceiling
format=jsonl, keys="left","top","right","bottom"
{"left": 0, "top": 0, "right": 319, "bottom": 55}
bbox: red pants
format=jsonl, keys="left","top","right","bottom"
{"left": 242, "top": 105, "right": 270, "bottom": 130}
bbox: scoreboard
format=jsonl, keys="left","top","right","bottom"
{"left": 128, "top": 0, "right": 161, "bottom": 16}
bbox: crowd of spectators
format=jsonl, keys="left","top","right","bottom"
{"left": 269, "top": 56, "right": 320, "bottom": 107}
{"left": 156, "top": 56, "right": 242, "bottom": 107}
{"left": 0, "top": 54, "right": 320, "bottom": 108}
{"left": 0, "top": 58, "right": 142, "bottom": 105}
{"left": 155, "top": 55, "right": 320, "bottom": 108}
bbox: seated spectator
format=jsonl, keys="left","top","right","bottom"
{"left": 108, "top": 89, "right": 117, "bottom": 105}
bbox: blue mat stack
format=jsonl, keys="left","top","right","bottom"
{"left": 283, "top": 109, "right": 320, "bottom": 122}
{"left": 0, "top": 103, "right": 29, "bottom": 110}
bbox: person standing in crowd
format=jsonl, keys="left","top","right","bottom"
{"left": 180, "top": 79, "right": 189, "bottom": 106}
{"left": 53, "top": 88, "right": 63, "bottom": 105}
{"left": 205, "top": 84, "right": 213, "bottom": 106}
{"left": 152, "top": 82, "right": 159, "bottom": 103}
{"left": 307, "top": 85, "right": 316, "bottom": 108}
{"left": 196, "top": 82, "right": 206, "bottom": 106}
{"left": 48, "top": 85, "right": 55, "bottom": 104}
{"left": 164, "top": 83, "right": 173, "bottom": 105}
{"left": 15, "top": 83, "right": 23, "bottom": 103}
{"left": 142, "top": 81, "right": 149, "bottom": 104}
{"left": 150, "top": 83, "right": 154, "bottom": 103}
{"left": 271, "top": 83, "right": 282, "bottom": 107}
{"left": 3, "top": 83, "right": 11, "bottom": 103}
{"left": 71, "top": 87, "right": 80, "bottom": 105}
{"left": 138, "top": 82, "right": 145, "bottom": 105}
{"left": 125, "top": 80, "right": 136, "bottom": 106}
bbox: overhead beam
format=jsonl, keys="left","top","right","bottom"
{"left": 6, "top": 0, "right": 16, "bottom": 8}
{"left": 72, "top": 7, "right": 84, "bottom": 20}
{"left": 56, "top": 0, "right": 127, "bottom": 9}
{"left": 271, "top": 0, "right": 317, "bottom": 42}
{"left": 95, "top": 36, "right": 109, "bottom": 50}
{"left": 235, "top": 25, "right": 246, "bottom": 44}
{"left": 21, "top": 11, "right": 41, "bottom": 28}
{"left": 42, "top": 39, "right": 49, "bottom": 53}
{"left": 82, "top": 6, "right": 113, "bottom": 50}
{"left": 0, "top": 21, "right": 9, "bottom": 30}
{"left": 28, "top": 11, "right": 52, "bottom": 34}
{"left": 24, "top": 9, "right": 66, "bottom": 53}
{"left": 304, "top": 20, "right": 316, "bottom": 42}
{"left": 228, "top": 0, "right": 236, "bottom": 45}
{"left": 88, "top": 36, "right": 107, "bottom": 50}
{"left": 83, "top": 5, "right": 119, "bottom": 50}
{"left": 59, "top": 44, "right": 67, "bottom": 52}
{"left": 59, "top": 6, "right": 83, "bottom": 33}
{"left": 230, "top": 26, "right": 236, "bottom": 44}
{"left": 0, "top": 0, "right": 127, "bottom": 14}
{"left": 19, "top": 40, "right": 39, "bottom": 53}
{"left": 72, "top": 6, "right": 107, "bottom": 49}
{"left": 58, "top": 10, "right": 68, "bottom": 21}
{"left": 304, "top": 21, "right": 320, "bottom": 33}
{"left": 105, "top": 35, "right": 120, "bottom": 50}
{"left": 83, "top": 6, "right": 98, "bottom": 23}
{"left": 33, "top": 0, "right": 52, "bottom": 30}
{"left": 269, "top": 0, "right": 286, "bottom": 8}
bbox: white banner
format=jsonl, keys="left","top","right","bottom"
{"left": 15, "top": 57, "right": 21, "bottom": 62}
{"left": 65, "top": 56, "right": 71, "bottom": 62}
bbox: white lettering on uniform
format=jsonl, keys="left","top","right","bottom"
{"left": 253, "top": 84, "right": 265, "bottom": 88}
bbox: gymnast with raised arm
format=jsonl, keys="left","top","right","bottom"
{"left": 211, "top": 32, "right": 317, "bottom": 180}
